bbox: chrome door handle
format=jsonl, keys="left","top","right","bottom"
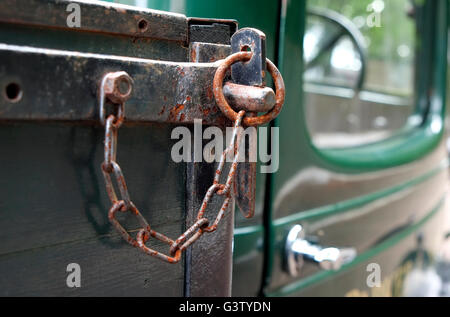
{"left": 285, "top": 225, "right": 357, "bottom": 276}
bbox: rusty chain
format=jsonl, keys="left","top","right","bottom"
{"left": 98, "top": 52, "right": 285, "bottom": 264}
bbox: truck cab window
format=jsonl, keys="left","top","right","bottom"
{"left": 304, "top": 0, "right": 417, "bottom": 148}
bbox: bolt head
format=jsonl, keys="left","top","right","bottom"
{"left": 103, "top": 71, "right": 133, "bottom": 104}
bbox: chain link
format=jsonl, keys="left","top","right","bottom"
{"left": 99, "top": 73, "right": 248, "bottom": 263}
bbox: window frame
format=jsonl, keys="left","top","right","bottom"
{"left": 305, "top": 0, "right": 447, "bottom": 171}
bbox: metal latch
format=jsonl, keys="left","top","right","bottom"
{"left": 97, "top": 28, "right": 285, "bottom": 263}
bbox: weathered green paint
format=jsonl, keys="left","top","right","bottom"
{"left": 0, "top": 123, "right": 185, "bottom": 296}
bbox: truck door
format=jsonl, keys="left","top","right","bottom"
{"left": 265, "top": 0, "right": 450, "bottom": 297}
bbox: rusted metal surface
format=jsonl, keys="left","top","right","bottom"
{"left": 136, "top": 229, "right": 182, "bottom": 264}
{"left": 99, "top": 71, "right": 185, "bottom": 264}
{"left": 234, "top": 120, "right": 257, "bottom": 220}
{"left": 229, "top": 28, "right": 267, "bottom": 222}
{"left": 0, "top": 0, "right": 188, "bottom": 42}
{"left": 213, "top": 51, "right": 286, "bottom": 126}
{"left": 100, "top": 72, "right": 133, "bottom": 105}
{"left": 223, "top": 82, "right": 276, "bottom": 112}
{"left": 102, "top": 109, "right": 246, "bottom": 263}
{"left": 196, "top": 111, "right": 245, "bottom": 232}
{"left": 169, "top": 218, "right": 209, "bottom": 255}
{"left": 109, "top": 200, "right": 150, "bottom": 247}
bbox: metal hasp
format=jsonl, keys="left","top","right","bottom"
{"left": 285, "top": 225, "right": 357, "bottom": 276}
{"left": 231, "top": 28, "right": 267, "bottom": 86}
{"left": 230, "top": 28, "right": 268, "bottom": 219}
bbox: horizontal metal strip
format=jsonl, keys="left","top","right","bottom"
{"left": 304, "top": 83, "right": 412, "bottom": 106}
{"left": 0, "top": 0, "right": 188, "bottom": 42}
{"left": 0, "top": 43, "right": 231, "bottom": 125}
{"left": 274, "top": 160, "right": 449, "bottom": 227}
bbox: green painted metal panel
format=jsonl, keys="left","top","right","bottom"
{"left": 273, "top": 161, "right": 448, "bottom": 227}
{"left": 0, "top": 123, "right": 185, "bottom": 295}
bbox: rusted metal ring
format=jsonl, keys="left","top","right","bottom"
{"left": 213, "top": 52, "right": 285, "bottom": 126}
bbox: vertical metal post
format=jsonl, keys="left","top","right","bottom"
{"left": 184, "top": 39, "right": 234, "bottom": 296}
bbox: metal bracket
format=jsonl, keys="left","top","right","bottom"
{"left": 231, "top": 28, "right": 266, "bottom": 86}
{"left": 230, "top": 28, "right": 268, "bottom": 219}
